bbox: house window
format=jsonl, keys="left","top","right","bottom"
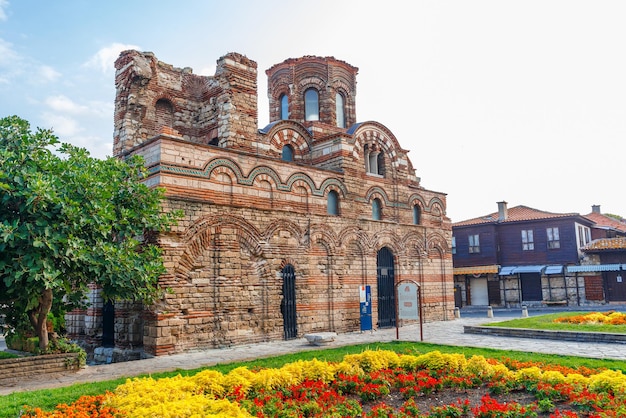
{"left": 413, "top": 205, "right": 421, "bottom": 225}
{"left": 304, "top": 88, "right": 319, "bottom": 121}
{"left": 372, "top": 198, "right": 382, "bottom": 220}
{"left": 280, "top": 94, "right": 289, "bottom": 120}
{"left": 578, "top": 225, "right": 591, "bottom": 247}
{"left": 336, "top": 92, "right": 345, "bottom": 128}
{"left": 451, "top": 236, "right": 456, "bottom": 254}
{"left": 281, "top": 144, "right": 294, "bottom": 162}
{"left": 547, "top": 227, "right": 560, "bottom": 249}
{"left": 521, "top": 229, "right": 534, "bottom": 250}
{"left": 468, "top": 234, "right": 480, "bottom": 253}
{"left": 327, "top": 190, "right": 339, "bottom": 215}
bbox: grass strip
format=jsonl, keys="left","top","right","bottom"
{"left": 486, "top": 312, "right": 626, "bottom": 333}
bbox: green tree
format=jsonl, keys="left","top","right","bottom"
{"left": 0, "top": 116, "right": 179, "bottom": 351}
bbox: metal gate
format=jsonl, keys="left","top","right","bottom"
{"left": 377, "top": 247, "right": 396, "bottom": 328}
{"left": 281, "top": 264, "right": 298, "bottom": 339}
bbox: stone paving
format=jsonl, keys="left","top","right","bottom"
{"left": 2, "top": 313, "right": 626, "bottom": 396}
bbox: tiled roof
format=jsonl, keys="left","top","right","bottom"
{"left": 453, "top": 205, "right": 579, "bottom": 226}
{"left": 584, "top": 212, "right": 626, "bottom": 233}
{"left": 583, "top": 237, "right": 626, "bottom": 251}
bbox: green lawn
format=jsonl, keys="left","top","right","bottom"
{"left": 486, "top": 311, "right": 626, "bottom": 333}
{"left": 3, "top": 340, "right": 626, "bottom": 417}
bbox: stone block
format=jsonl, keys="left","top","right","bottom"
{"left": 303, "top": 332, "right": 337, "bottom": 346}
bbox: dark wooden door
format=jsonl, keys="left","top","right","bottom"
{"left": 520, "top": 273, "right": 542, "bottom": 301}
{"left": 377, "top": 247, "right": 396, "bottom": 328}
{"left": 281, "top": 264, "right": 298, "bottom": 339}
{"left": 606, "top": 271, "right": 626, "bottom": 301}
{"left": 102, "top": 300, "right": 115, "bottom": 347}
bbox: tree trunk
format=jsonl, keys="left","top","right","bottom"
{"left": 28, "top": 288, "right": 53, "bottom": 351}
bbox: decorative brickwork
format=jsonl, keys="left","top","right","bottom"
{"left": 74, "top": 51, "right": 454, "bottom": 358}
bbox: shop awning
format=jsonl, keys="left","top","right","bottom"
{"left": 499, "top": 265, "right": 546, "bottom": 275}
{"left": 499, "top": 266, "right": 517, "bottom": 275}
{"left": 566, "top": 264, "right": 625, "bottom": 273}
{"left": 544, "top": 265, "right": 564, "bottom": 275}
{"left": 453, "top": 265, "right": 499, "bottom": 275}
{"left": 514, "top": 265, "right": 546, "bottom": 273}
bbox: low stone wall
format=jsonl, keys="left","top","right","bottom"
{"left": 464, "top": 325, "right": 626, "bottom": 344}
{"left": 0, "top": 353, "right": 81, "bottom": 385}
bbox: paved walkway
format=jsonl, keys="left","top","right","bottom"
{"left": 2, "top": 313, "right": 626, "bottom": 396}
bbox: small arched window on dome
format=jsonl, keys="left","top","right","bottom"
{"left": 413, "top": 204, "right": 421, "bottom": 225}
{"left": 282, "top": 144, "right": 294, "bottom": 162}
{"left": 336, "top": 92, "right": 345, "bottom": 128}
{"left": 364, "top": 145, "right": 383, "bottom": 176}
{"left": 304, "top": 88, "right": 319, "bottom": 121}
{"left": 327, "top": 190, "right": 339, "bottom": 216}
{"left": 372, "top": 198, "right": 382, "bottom": 220}
{"left": 280, "top": 94, "right": 289, "bottom": 120}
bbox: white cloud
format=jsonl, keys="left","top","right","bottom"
{"left": 45, "top": 95, "right": 89, "bottom": 115}
{"left": 0, "top": 0, "right": 8, "bottom": 21}
{"left": 0, "top": 38, "right": 19, "bottom": 67}
{"left": 83, "top": 42, "right": 140, "bottom": 74}
{"left": 44, "top": 95, "right": 111, "bottom": 118}
{"left": 41, "top": 112, "right": 82, "bottom": 137}
{"left": 38, "top": 65, "right": 61, "bottom": 82}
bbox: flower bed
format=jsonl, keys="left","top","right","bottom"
{"left": 22, "top": 350, "right": 626, "bottom": 417}
{"left": 554, "top": 311, "right": 626, "bottom": 326}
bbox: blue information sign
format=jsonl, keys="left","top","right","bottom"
{"left": 359, "top": 285, "right": 372, "bottom": 331}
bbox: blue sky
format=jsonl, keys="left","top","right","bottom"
{"left": 1, "top": 0, "right": 625, "bottom": 222}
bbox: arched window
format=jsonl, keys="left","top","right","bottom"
{"left": 364, "top": 144, "right": 383, "bottom": 175}
{"left": 336, "top": 92, "right": 345, "bottom": 128}
{"left": 372, "top": 198, "right": 382, "bottom": 220}
{"left": 327, "top": 190, "right": 339, "bottom": 215}
{"left": 280, "top": 94, "right": 289, "bottom": 120}
{"left": 304, "top": 88, "right": 319, "bottom": 121}
{"left": 413, "top": 205, "right": 421, "bottom": 225}
{"left": 281, "top": 144, "right": 294, "bottom": 162}
{"left": 369, "top": 152, "right": 379, "bottom": 174}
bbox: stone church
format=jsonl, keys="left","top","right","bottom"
{"left": 68, "top": 50, "right": 453, "bottom": 359}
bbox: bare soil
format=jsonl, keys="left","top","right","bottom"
{"left": 359, "top": 385, "right": 579, "bottom": 416}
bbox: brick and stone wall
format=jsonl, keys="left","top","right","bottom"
{"left": 74, "top": 51, "right": 456, "bottom": 357}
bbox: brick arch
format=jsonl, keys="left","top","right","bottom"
{"left": 365, "top": 186, "right": 391, "bottom": 206}
{"left": 267, "top": 124, "right": 312, "bottom": 160}
{"left": 263, "top": 219, "right": 306, "bottom": 246}
{"left": 309, "top": 222, "right": 339, "bottom": 252}
{"left": 279, "top": 257, "right": 302, "bottom": 273}
{"left": 210, "top": 166, "right": 236, "bottom": 183}
{"left": 320, "top": 178, "right": 348, "bottom": 198}
{"left": 337, "top": 226, "right": 372, "bottom": 252}
{"left": 202, "top": 158, "right": 245, "bottom": 183}
{"left": 154, "top": 97, "right": 175, "bottom": 136}
{"left": 351, "top": 123, "right": 404, "bottom": 170}
{"left": 298, "top": 76, "right": 326, "bottom": 94}
{"left": 408, "top": 194, "right": 427, "bottom": 212}
{"left": 248, "top": 166, "right": 283, "bottom": 190}
{"left": 285, "top": 176, "right": 315, "bottom": 196}
{"left": 427, "top": 197, "right": 446, "bottom": 216}
{"left": 371, "top": 230, "right": 403, "bottom": 256}
{"left": 174, "top": 215, "right": 264, "bottom": 280}
{"left": 426, "top": 231, "right": 450, "bottom": 257}
{"left": 400, "top": 231, "right": 427, "bottom": 256}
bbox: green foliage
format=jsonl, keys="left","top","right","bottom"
{"left": 0, "top": 115, "right": 181, "bottom": 350}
